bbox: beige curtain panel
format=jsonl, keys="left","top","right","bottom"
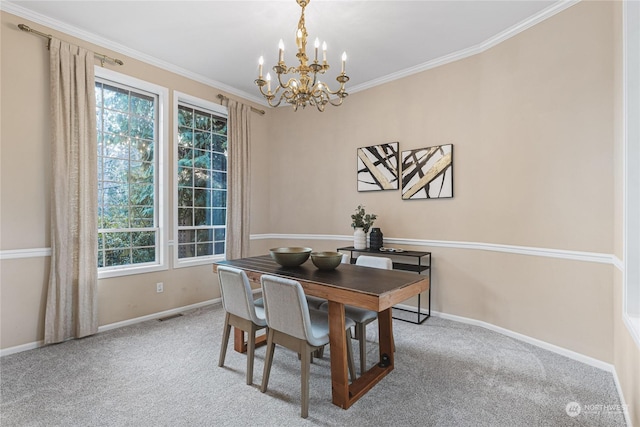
{"left": 225, "top": 100, "right": 251, "bottom": 259}
{"left": 44, "top": 38, "right": 99, "bottom": 344}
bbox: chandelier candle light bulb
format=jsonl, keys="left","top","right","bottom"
{"left": 296, "top": 29, "right": 303, "bottom": 49}
{"left": 314, "top": 38, "right": 319, "bottom": 62}
{"left": 254, "top": 0, "right": 349, "bottom": 111}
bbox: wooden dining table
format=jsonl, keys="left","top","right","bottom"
{"left": 212, "top": 254, "right": 430, "bottom": 409}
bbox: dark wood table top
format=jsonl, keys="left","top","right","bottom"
{"left": 214, "top": 255, "right": 429, "bottom": 311}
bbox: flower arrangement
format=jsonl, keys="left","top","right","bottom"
{"left": 350, "top": 205, "right": 377, "bottom": 233}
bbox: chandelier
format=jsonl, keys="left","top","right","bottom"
{"left": 254, "top": 0, "right": 349, "bottom": 112}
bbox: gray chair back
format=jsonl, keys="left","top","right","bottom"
{"left": 260, "top": 275, "right": 313, "bottom": 343}
{"left": 355, "top": 255, "right": 392, "bottom": 270}
{"left": 218, "top": 265, "right": 265, "bottom": 326}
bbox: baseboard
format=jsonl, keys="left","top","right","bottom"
{"left": 611, "top": 366, "right": 633, "bottom": 427}
{"left": 0, "top": 340, "right": 44, "bottom": 357}
{"left": 0, "top": 298, "right": 221, "bottom": 357}
{"left": 97, "top": 298, "right": 220, "bottom": 333}
{"left": 393, "top": 302, "right": 614, "bottom": 372}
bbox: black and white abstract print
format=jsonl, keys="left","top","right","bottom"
{"left": 401, "top": 144, "right": 453, "bottom": 200}
{"left": 357, "top": 142, "right": 399, "bottom": 191}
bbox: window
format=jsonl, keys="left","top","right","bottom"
{"left": 174, "top": 93, "right": 228, "bottom": 266}
{"left": 96, "top": 68, "right": 168, "bottom": 277}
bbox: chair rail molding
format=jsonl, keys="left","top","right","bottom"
{"left": 1, "top": 235, "right": 619, "bottom": 270}
{"left": 250, "top": 233, "right": 618, "bottom": 267}
{"left": 0, "top": 248, "right": 51, "bottom": 260}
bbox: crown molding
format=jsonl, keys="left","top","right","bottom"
{"left": 349, "top": 0, "right": 581, "bottom": 94}
{"left": 4, "top": 0, "right": 579, "bottom": 101}
{"left": 1, "top": 1, "right": 267, "bottom": 106}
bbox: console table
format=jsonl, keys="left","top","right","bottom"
{"left": 336, "top": 246, "right": 431, "bottom": 324}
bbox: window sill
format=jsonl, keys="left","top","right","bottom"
{"left": 173, "top": 254, "right": 226, "bottom": 269}
{"left": 98, "top": 263, "right": 168, "bottom": 279}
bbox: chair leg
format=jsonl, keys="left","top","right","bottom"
{"left": 346, "top": 329, "right": 356, "bottom": 382}
{"left": 246, "top": 323, "right": 256, "bottom": 385}
{"left": 218, "top": 313, "right": 231, "bottom": 367}
{"left": 261, "top": 329, "right": 276, "bottom": 393}
{"left": 301, "top": 345, "right": 311, "bottom": 419}
{"left": 357, "top": 322, "right": 367, "bottom": 375}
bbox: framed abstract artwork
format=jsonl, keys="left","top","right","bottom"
{"left": 357, "top": 142, "right": 399, "bottom": 191}
{"left": 401, "top": 144, "right": 453, "bottom": 200}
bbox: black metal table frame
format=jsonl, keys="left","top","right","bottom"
{"left": 336, "top": 246, "right": 431, "bottom": 324}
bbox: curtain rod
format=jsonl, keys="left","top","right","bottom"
{"left": 217, "top": 94, "right": 265, "bottom": 115}
{"left": 18, "top": 24, "right": 124, "bottom": 67}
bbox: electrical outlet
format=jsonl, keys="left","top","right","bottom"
{"left": 156, "top": 282, "right": 164, "bottom": 293}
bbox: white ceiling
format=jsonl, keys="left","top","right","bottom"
{"left": 5, "top": 1, "right": 575, "bottom": 106}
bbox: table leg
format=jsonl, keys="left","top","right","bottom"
{"left": 327, "top": 300, "right": 349, "bottom": 408}
{"left": 233, "top": 327, "right": 267, "bottom": 353}
{"left": 377, "top": 308, "right": 394, "bottom": 366}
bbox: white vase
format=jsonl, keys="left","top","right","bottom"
{"left": 354, "top": 227, "right": 366, "bottom": 250}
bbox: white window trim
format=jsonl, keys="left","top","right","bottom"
{"left": 173, "top": 91, "right": 228, "bottom": 269}
{"left": 96, "top": 67, "right": 169, "bottom": 279}
{"left": 623, "top": 0, "right": 640, "bottom": 347}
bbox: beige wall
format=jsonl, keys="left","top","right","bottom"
{"left": 266, "top": 0, "right": 615, "bottom": 358}
{"left": 266, "top": 2, "right": 637, "bottom": 421}
{"left": 0, "top": 10, "right": 269, "bottom": 346}
{"left": 1, "top": 2, "right": 638, "bottom": 423}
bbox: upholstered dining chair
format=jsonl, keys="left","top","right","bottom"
{"left": 321, "top": 254, "right": 393, "bottom": 375}
{"left": 259, "top": 274, "right": 356, "bottom": 419}
{"left": 254, "top": 294, "right": 326, "bottom": 309}
{"left": 217, "top": 265, "right": 267, "bottom": 385}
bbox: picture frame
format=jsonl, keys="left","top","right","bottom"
{"left": 401, "top": 144, "right": 453, "bottom": 200}
{"left": 357, "top": 142, "right": 399, "bottom": 192}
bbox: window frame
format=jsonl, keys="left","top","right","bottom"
{"left": 173, "top": 91, "right": 228, "bottom": 268}
{"left": 96, "top": 67, "right": 169, "bottom": 279}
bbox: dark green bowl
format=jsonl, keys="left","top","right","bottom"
{"left": 310, "top": 251, "right": 343, "bottom": 270}
{"left": 269, "top": 247, "right": 312, "bottom": 267}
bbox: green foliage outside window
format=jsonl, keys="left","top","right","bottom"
{"left": 96, "top": 82, "right": 157, "bottom": 268}
{"left": 177, "top": 105, "right": 227, "bottom": 259}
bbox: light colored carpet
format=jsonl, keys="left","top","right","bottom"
{"left": 1, "top": 304, "right": 626, "bottom": 426}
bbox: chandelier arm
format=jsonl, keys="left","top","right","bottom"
{"left": 282, "top": 89, "right": 297, "bottom": 105}
{"left": 276, "top": 72, "right": 294, "bottom": 90}
{"left": 310, "top": 95, "right": 327, "bottom": 112}
{"left": 266, "top": 97, "right": 283, "bottom": 108}
{"left": 257, "top": 83, "right": 285, "bottom": 101}
{"left": 267, "top": 90, "right": 287, "bottom": 108}
{"left": 317, "top": 86, "right": 344, "bottom": 107}
{"left": 318, "top": 82, "right": 346, "bottom": 96}
{"left": 328, "top": 96, "right": 344, "bottom": 107}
